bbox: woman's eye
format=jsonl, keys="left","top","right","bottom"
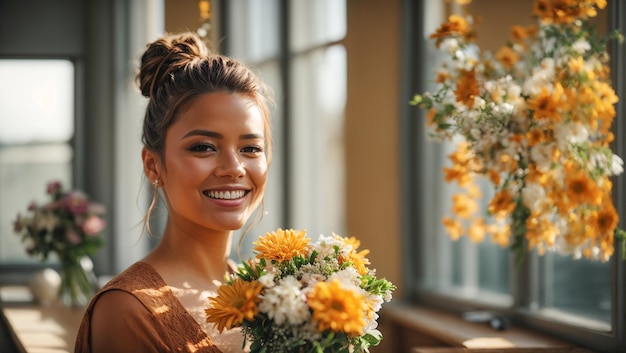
{"left": 189, "top": 143, "right": 216, "bottom": 152}
{"left": 241, "top": 145, "right": 263, "bottom": 153}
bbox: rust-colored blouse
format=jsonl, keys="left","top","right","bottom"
{"left": 74, "top": 262, "right": 223, "bottom": 353}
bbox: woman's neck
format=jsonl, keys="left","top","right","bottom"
{"left": 143, "top": 220, "right": 234, "bottom": 287}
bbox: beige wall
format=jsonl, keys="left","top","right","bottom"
{"left": 345, "top": 0, "right": 404, "bottom": 297}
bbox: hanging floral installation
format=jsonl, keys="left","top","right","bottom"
{"left": 411, "top": 0, "right": 625, "bottom": 262}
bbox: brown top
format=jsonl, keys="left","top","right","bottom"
{"left": 74, "top": 261, "right": 223, "bottom": 353}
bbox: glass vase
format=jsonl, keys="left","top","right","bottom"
{"left": 58, "top": 256, "right": 95, "bottom": 308}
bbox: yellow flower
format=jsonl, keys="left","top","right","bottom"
{"left": 443, "top": 216, "right": 464, "bottom": 241}
{"left": 467, "top": 217, "right": 487, "bottom": 243}
{"left": 451, "top": 193, "right": 478, "bottom": 219}
{"left": 430, "top": 15, "right": 471, "bottom": 45}
{"left": 527, "top": 83, "right": 565, "bottom": 123}
{"left": 254, "top": 228, "right": 311, "bottom": 262}
{"left": 488, "top": 223, "right": 511, "bottom": 247}
{"left": 454, "top": 68, "right": 480, "bottom": 108}
{"left": 525, "top": 213, "right": 559, "bottom": 254}
{"left": 592, "top": 204, "right": 619, "bottom": 236}
{"left": 307, "top": 279, "right": 367, "bottom": 337}
{"left": 564, "top": 171, "right": 601, "bottom": 206}
{"left": 335, "top": 234, "right": 371, "bottom": 275}
{"left": 444, "top": 165, "right": 473, "bottom": 186}
{"left": 488, "top": 190, "right": 516, "bottom": 219}
{"left": 205, "top": 279, "right": 263, "bottom": 333}
{"left": 495, "top": 46, "right": 520, "bottom": 69}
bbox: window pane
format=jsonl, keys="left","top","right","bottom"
{"left": 533, "top": 253, "right": 611, "bottom": 328}
{"left": 291, "top": 45, "right": 346, "bottom": 237}
{"left": 227, "top": 0, "right": 280, "bottom": 62}
{"left": 0, "top": 59, "right": 74, "bottom": 264}
{"left": 290, "top": 0, "right": 346, "bottom": 52}
{"left": 0, "top": 60, "right": 74, "bottom": 144}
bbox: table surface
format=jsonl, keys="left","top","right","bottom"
{"left": 1, "top": 285, "right": 85, "bottom": 353}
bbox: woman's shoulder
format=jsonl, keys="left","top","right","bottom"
{"left": 100, "top": 261, "right": 163, "bottom": 291}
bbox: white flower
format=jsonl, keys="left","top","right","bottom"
{"left": 328, "top": 267, "right": 361, "bottom": 287}
{"left": 530, "top": 143, "right": 554, "bottom": 171}
{"left": 521, "top": 182, "right": 545, "bottom": 211}
{"left": 555, "top": 122, "right": 589, "bottom": 149}
{"left": 572, "top": 39, "right": 591, "bottom": 54}
{"left": 610, "top": 154, "right": 624, "bottom": 176}
{"left": 313, "top": 234, "right": 344, "bottom": 259}
{"left": 258, "top": 273, "right": 275, "bottom": 288}
{"left": 440, "top": 38, "right": 459, "bottom": 54}
{"left": 258, "top": 276, "right": 310, "bottom": 325}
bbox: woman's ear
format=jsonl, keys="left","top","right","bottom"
{"left": 142, "top": 147, "right": 161, "bottom": 184}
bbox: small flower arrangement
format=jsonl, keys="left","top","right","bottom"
{"left": 13, "top": 181, "right": 106, "bottom": 305}
{"left": 205, "top": 228, "right": 396, "bottom": 353}
{"left": 411, "top": 0, "right": 624, "bottom": 262}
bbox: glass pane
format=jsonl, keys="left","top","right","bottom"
{"left": 534, "top": 252, "right": 612, "bottom": 327}
{"left": 290, "top": 0, "right": 346, "bottom": 52}
{"left": 227, "top": 0, "right": 280, "bottom": 62}
{"left": 0, "top": 60, "right": 74, "bottom": 144}
{"left": 0, "top": 59, "right": 74, "bottom": 264}
{"left": 291, "top": 45, "right": 346, "bottom": 238}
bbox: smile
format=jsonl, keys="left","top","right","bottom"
{"left": 205, "top": 190, "right": 247, "bottom": 200}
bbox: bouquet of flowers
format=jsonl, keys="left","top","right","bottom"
{"left": 411, "top": 0, "right": 624, "bottom": 262}
{"left": 13, "top": 181, "right": 106, "bottom": 305}
{"left": 205, "top": 228, "right": 396, "bottom": 353}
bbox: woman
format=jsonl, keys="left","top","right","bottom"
{"left": 75, "top": 32, "right": 273, "bottom": 353}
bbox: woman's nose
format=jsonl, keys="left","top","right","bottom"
{"left": 215, "top": 150, "right": 245, "bottom": 178}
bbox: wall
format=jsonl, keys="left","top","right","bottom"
{"left": 345, "top": 0, "right": 403, "bottom": 297}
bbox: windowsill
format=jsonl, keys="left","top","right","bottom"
{"left": 0, "top": 285, "right": 84, "bottom": 353}
{"left": 381, "top": 301, "right": 595, "bottom": 352}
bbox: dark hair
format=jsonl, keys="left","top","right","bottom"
{"left": 136, "top": 32, "right": 273, "bottom": 163}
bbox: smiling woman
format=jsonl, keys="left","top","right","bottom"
{"left": 73, "top": 32, "right": 274, "bottom": 353}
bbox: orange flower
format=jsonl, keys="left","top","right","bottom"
{"left": 430, "top": 15, "right": 472, "bottom": 47}
{"left": 495, "top": 46, "right": 520, "bottom": 69}
{"left": 307, "top": 279, "right": 367, "bottom": 337}
{"left": 443, "top": 216, "right": 464, "bottom": 241}
{"left": 527, "top": 84, "right": 565, "bottom": 123}
{"left": 205, "top": 279, "right": 263, "bottom": 333}
{"left": 454, "top": 68, "right": 480, "bottom": 108}
{"left": 254, "top": 228, "right": 311, "bottom": 262}
{"left": 451, "top": 193, "right": 478, "bottom": 219}
{"left": 488, "top": 189, "right": 516, "bottom": 219}
{"left": 335, "top": 234, "right": 371, "bottom": 275}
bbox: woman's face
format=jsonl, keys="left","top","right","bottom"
{"left": 159, "top": 92, "right": 268, "bottom": 233}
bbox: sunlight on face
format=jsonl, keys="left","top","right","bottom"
{"left": 160, "top": 92, "right": 268, "bottom": 235}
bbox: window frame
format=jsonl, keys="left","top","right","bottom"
{"left": 0, "top": 56, "right": 79, "bottom": 285}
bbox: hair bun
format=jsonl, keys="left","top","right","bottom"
{"left": 136, "top": 32, "right": 210, "bottom": 98}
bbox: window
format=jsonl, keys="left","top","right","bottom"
{"left": 0, "top": 59, "right": 75, "bottom": 265}
{"left": 406, "top": 0, "right": 625, "bottom": 351}
{"left": 223, "top": 0, "right": 347, "bottom": 257}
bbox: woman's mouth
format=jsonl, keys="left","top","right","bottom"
{"left": 204, "top": 190, "right": 248, "bottom": 200}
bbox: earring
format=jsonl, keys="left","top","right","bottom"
{"left": 153, "top": 179, "right": 159, "bottom": 188}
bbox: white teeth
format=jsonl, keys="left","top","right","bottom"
{"left": 207, "top": 190, "right": 246, "bottom": 200}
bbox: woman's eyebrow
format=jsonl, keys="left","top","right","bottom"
{"left": 240, "top": 133, "right": 264, "bottom": 140}
{"left": 182, "top": 129, "right": 263, "bottom": 140}
{"left": 182, "top": 129, "right": 222, "bottom": 139}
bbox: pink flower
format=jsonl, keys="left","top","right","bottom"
{"left": 82, "top": 216, "right": 106, "bottom": 236}
{"left": 65, "top": 227, "right": 82, "bottom": 244}
{"left": 61, "top": 192, "right": 89, "bottom": 215}
{"left": 27, "top": 201, "right": 38, "bottom": 211}
{"left": 46, "top": 181, "right": 62, "bottom": 195}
